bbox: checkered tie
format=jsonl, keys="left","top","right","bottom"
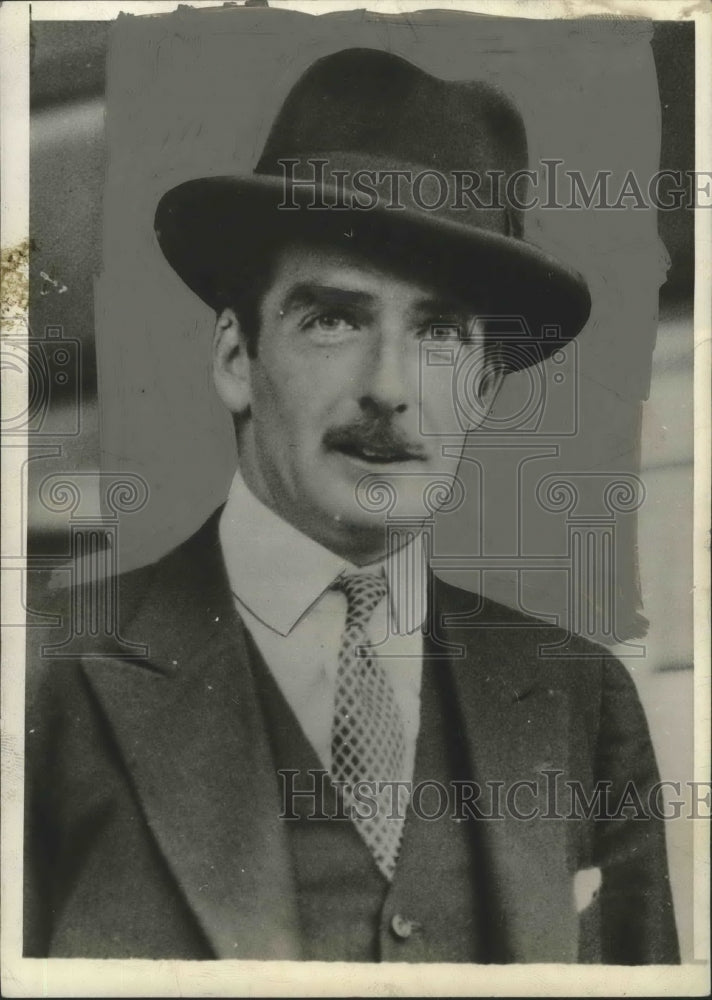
{"left": 331, "top": 572, "right": 407, "bottom": 880}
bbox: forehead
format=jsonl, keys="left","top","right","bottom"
{"left": 266, "top": 238, "right": 462, "bottom": 307}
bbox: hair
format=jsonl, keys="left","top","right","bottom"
{"left": 214, "top": 246, "right": 277, "bottom": 358}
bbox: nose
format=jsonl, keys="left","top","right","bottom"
{"left": 358, "top": 335, "right": 410, "bottom": 417}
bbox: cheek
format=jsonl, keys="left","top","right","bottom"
{"left": 419, "top": 379, "right": 457, "bottom": 436}
{"left": 252, "top": 355, "right": 344, "bottom": 443}
{"left": 419, "top": 348, "right": 493, "bottom": 435}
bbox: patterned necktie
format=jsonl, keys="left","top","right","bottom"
{"left": 331, "top": 572, "right": 407, "bottom": 880}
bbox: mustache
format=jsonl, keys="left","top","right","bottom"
{"left": 323, "top": 419, "right": 427, "bottom": 461}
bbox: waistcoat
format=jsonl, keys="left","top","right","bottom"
{"left": 247, "top": 631, "right": 490, "bottom": 962}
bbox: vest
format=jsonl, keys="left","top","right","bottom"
{"left": 247, "top": 633, "right": 491, "bottom": 962}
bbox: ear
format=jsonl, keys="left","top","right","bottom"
{"left": 463, "top": 349, "right": 507, "bottom": 431}
{"left": 477, "top": 361, "right": 506, "bottom": 411}
{"left": 213, "top": 308, "right": 252, "bottom": 415}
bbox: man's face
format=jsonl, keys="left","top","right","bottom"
{"left": 214, "top": 239, "right": 502, "bottom": 561}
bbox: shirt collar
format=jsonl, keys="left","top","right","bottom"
{"left": 219, "top": 469, "right": 427, "bottom": 637}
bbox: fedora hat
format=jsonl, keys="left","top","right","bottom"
{"left": 155, "top": 47, "right": 590, "bottom": 370}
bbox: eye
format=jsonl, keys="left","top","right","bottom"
{"left": 316, "top": 312, "right": 357, "bottom": 332}
{"left": 301, "top": 311, "right": 361, "bottom": 335}
{"left": 430, "top": 323, "right": 461, "bottom": 340}
{"left": 421, "top": 318, "right": 468, "bottom": 341}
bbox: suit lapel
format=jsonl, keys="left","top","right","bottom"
{"left": 429, "top": 575, "right": 578, "bottom": 962}
{"left": 82, "top": 513, "right": 301, "bottom": 960}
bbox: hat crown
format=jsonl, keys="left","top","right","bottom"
{"left": 256, "top": 48, "right": 528, "bottom": 182}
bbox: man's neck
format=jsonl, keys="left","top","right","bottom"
{"left": 237, "top": 461, "right": 420, "bottom": 567}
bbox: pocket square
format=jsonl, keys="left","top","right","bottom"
{"left": 574, "top": 866, "right": 602, "bottom": 913}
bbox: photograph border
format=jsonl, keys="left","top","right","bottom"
{"left": 2, "top": 1, "right": 710, "bottom": 996}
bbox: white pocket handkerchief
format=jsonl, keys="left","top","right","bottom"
{"left": 574, "top": 866, "right": 602, "bottom": 913}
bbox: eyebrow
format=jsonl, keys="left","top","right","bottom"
{"left": 279, "top": 283, "right": 376, "bottom": 316}
{"left": 278, "top": 283, "right": 475, "bottom": 322}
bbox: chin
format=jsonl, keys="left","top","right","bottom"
{"left": 336, "top": 489, "right": 432, "bottom": 533}
{"left": 304, "top": 466, "right": 448, "bottom": 538}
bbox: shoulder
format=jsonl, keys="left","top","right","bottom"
{"left": 431, "top": 573, "right": 634, "bottom": 694}
{"left": 432, "top": 577, "right": 655, "bottom": 768}
{"left": 26, "top": 508, "right": 225, "bottom": 698}
{"left": 432, "top": 572, "right": 611, "bottom": 652}
{"left": 29, "top": 549, "right": 163, "bottom": 661}
{"left": 35, "top": 507, "right": 224, "bottom": 632}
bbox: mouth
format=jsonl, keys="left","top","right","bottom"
{"left": 323, "top": 421, "right": 428, "bottom": 468}
{"left": 334, "top": 442, "right": 423, "bottom": 465}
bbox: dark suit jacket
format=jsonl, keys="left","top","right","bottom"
{"left": 24, "top": 510, "right": 680, "bottom": 962}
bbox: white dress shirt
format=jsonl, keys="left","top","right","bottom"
{"left": 218, "top": 470, "right": 426, "bottom": 783}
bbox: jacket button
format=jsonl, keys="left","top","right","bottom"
{"left": 390, "top": 913, "right": 416, "bottom": 940}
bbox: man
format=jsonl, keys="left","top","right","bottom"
{"left": 24, "top": 47, "right": 679, "bottom": 963}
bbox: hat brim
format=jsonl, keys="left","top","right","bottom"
{"left": 154, "top": 175, "right": 591, "bottom": 371}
